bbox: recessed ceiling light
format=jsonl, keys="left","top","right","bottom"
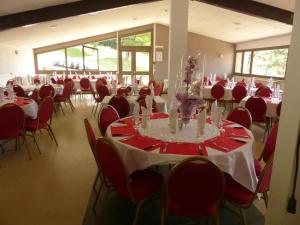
{"left": 50, "top": 25, "right": 57, "bottom": 29}
{"left": 88, "top": 11, "right": 100, "bottom": 15}
{"left": 234, "top": 22, "right": 241, "bottom": 26}
{"left": 133, "top": 17, "right": 138, "bottom": 21}
{"left": 22, "top": 24, "right": 36, "bottom": 28}
{"left": 164, "top": 9, "right": 168, "bottom": 13}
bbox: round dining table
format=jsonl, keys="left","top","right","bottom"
{"left": 0, "top": 96, "right": 38, "bottom": 119}
{"left": 106, "top": 113, "right": 258, "bottom": 192}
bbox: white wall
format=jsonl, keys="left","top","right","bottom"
{"left": 0, "top": 44, "right": 35, "bottom": 85}
{"left": 236, "top": 34, "right": 291, "bottom": 50}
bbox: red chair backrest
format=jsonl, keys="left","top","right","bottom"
{"left": 139, "top": 87, "right": 151, "bottom": 96}
{"left": 31, "top": 89, "right": 39, "bottom": 102}
{"left": 245, "top": 96, "right": 267, "bottom": 123}
{"left": 95, "top": 79, "right": 104, "bottom": 92}
{"left": 80, "top": 78, "right": 91, "bottom": 90}
{"left": 256, "top": 86, "right": 272, "bottom": 98}
{"left": 258, "top": 157, "right": 273, "bottom": 194}
{"left": 38, "top": 96, "right": 54, "bottom": 124}
{"left": 136, "top": 95, "right": 158, "bottom": 114}
{"left": 117, "top": 87, "right": 129, "bottom": 96}
{"left": 13, "top": 85, "right": 26, "bottom": 97}
{"left": 51, "top": 78, "right": 57, "bottom": 84}
{"left": 255, "top": 82, "right": 264, "bottom": 89}
{"left": 159, "top": 82, "right": 164, "bottom": 96}
{"left": 276, "top": 101, "right": 282, "bottom": 117}
{"left": 39, "top": 84, "right": 55, "bottom": 99}
{"left": 56, "top": 79, "right": 64, "bottom": 85}
{"left": 149, "top": 80, "right": 156, "bottom": 87}
{"left": 154, "top": 84, "right": 161, "bottom": 96}
{"left": 98, "top": 105, "right": 120, "bottom": 136}
{"left": 262, "top": 123, "right": 279, "bottom": 163}
{"left": 109, "top": 96, "right": 130, "bottom": 118}
{"left": 126, "top": 86, "right": 132, "bottom": 95}
{"left": 6, "top": 79, "right": 14, "bottom": 85}
{"left": 95, "top": 138, "right": 129, "bottom": 198}
{"left": 211, "top": 84, "right": 225, "bottom": 100}
{"left": 166, "top": 157, "right": 225, "bottom": 215}
{"left": 97, "top": 85, "right": 110, "bottom": 102}
{"left": 232, "top": 85, "right": 247, "bottom": 103}
{"left": 236, "top": 81, "right": 247, "bottom": 87}
{"left": 216, "top": 79, "right": 226, "bottom": 87}
{"left": 226, "top": 107, "right": 252, "bottom": 129}
{"left": 100, "top": 78, "right": 107, "bottom": 85}
{"left": 34, "top": 77, "right": 40, "bottom": 84}
{"left": 62, "top": 82, "right": 73, "bottom": 99}
{"left": 84, "top": 118, "right": 97, "bottom": 153}
{"left": 0, "top": 103, "right": 25, "bottom": 139}
{"left": 64, "top": 78, "right": 72, "bottom": 84}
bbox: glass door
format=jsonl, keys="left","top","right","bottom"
{"left": 120, "top": 49, "right": 152, "bottom": 86}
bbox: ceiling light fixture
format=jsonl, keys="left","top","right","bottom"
{"left": 133, "top": 17, "right": 138, "bottom": 21}
{"left": 50, "top": 25, "right": 57, "bottom": 29}
{"left": 22, "top": 24, "right": 36, "bottom": 28}
{"left": 234, "top": 22, "right": 241, "bottom": 26}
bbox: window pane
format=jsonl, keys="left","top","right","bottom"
{"left": 252, "top": 48, "right": 288, "bottom": 77}
{"left": 121, "top": 32, "right": 151, "bottom": 46}
{"left": 66, "top": 46, "right": 83, "bottom": 70}
{"left": 235, "top": 52, "right": 242, "bottom": 73}
{"left": 136, "top": 75, "right": 149, "bottom": 85}
{"left": 84, "top": 47, "right": 98, "bottom": 70}
{"left": 37, "top": 49, "right": 66, "bottom": 70}
{"left": 122, "top": 51, "right": 132, "bottom": 71}
{"left": 242, "top": 51, "right": 251, "bottom": 74}
{"left": 136, "top": 52, "right": 150, "bottom": 72}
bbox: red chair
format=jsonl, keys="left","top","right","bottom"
{"left": 211, "top": 84, "right": 225, "bottom": 100}
{"left": 148, "top": 80, "right": 156, "bottom": 87}
{"left": 56, "top": 79, "right": 64, "bottom": 85}
{"left": 0, "top": 103, "right": 30, "bottom": 158}
{"left": 54, "top": 82, "right": 74, "bottom": 114}
{"left": 255, "top": 82, "right": 264, "bottom": 89}
{"left": 256, "top": 86, "right": 272, "bottom": 98}
{"left": 236, "top": 80, "right": 247, "bottom": 87}
{"left": 109, "top": 95, "right": 130, "bottom": 118}
{"left": 30, "top": 89, "right": 39, "bottom": 103}
{"left": 100, "top": 78, "right": 107, "bottom": 85}
{"left": 162, "top": 157, "right": 225, "bottom": 225}
{"left": 126, "top": 86, "right": 132, "bottom": 95}
{"left": 95, "top": 79, "right": 104, "bottom": 92}
{"left": 6, "top": 79, "right": 14, "bottom": 85}
{"left": 25, "top": 96, "right": 57, "bottom": 153}
{"left": 33, "top": 77, "right": 40, "bottom": 84}
{"left": 154, "top": 84, "right": 161, "bottom": 96}
{"left": 227, "top": 107, "right": 252, "bottom": 129}
{"left": 216, "top": 79, "right": 227, "bottom": 87}
{"left": 79, "top": 77, "right": 92, "bottom": 96}
{"left": 64, "top": 78, "right": 72, "bottom": 84}
{"left": 13, "top": 84, "right": 26, "bottom": 97}
{"left": 232, "top": 85, "right": 247, "bottom": 103}
{"left": 94, "top": 138, "right": 163, "bottom": 224}
{"left": 139, "top": 87, "right": 151, "bottom": 96}
{"left": 39, "top": 84, "right": 55, "bottom": 99}
{"left": 136, "top": 95, "right": 158, "bottom": 114}
{"left": 224, "top": 156, "right": 273, "bottom": 225}
{"left": 254, "top": 123, "right": 279, "bottom": 176}
{"left": 98, "top": 105, "right": 120, "bottom": 136}
{"left": 245, "top": 96, "right": 269, "bottom": 140}
{"left": 159, "top": 82, "right": 164, "bottom": 96}
{"left": 51, "top": 78, "right": 57, "bottom": 84}
{"left": 117, "top": 87, "right": 129, "bottom": 96}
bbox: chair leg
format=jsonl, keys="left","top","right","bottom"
{"left": 238, "top": 207, "right": 248, "bottom": 225}
{"left": 0, "top": 144, "right": 4, "bottom": 154}
{"left": 94, "top": 103, "right": 99, "bottom": 116}
{"left": 32, "top": 132, "right": 42, "bottom": 154}
{"left": 46, "top": 128, "right": 54, "bottom": 141}
{"left": 93, "top": 172, "right": 100, "bottom": 192}
{"left": 48, "top": 125, "right": 58, "bottom": 146}
{"left": 132, "top": 201, "right": 143, "bottom": 225}
{"left": 23, "top": 138, "right": 32, "bottom": 160}
{"left": 60, "top": 103, "right": 65, "bottom": 115}
{"left": 263, "top": 192, "right": 269, "bottom": 208}
{"left": 93, "top": 180, "right": 106, "bottom": 213}
{"left": 160, "top": 207, "right": 166, "bottom": 225}
{"left": 68, "top": 99, "right": 75, "bottom": 111}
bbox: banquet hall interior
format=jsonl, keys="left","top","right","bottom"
{"left": 0, "top": 0, "right": 299, "bottom": 225}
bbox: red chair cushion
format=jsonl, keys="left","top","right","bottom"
{"left": 211, "top": 84, "right": 225, "bottom": 100}
{"left": 254, "top": 159, "right": 263, "bottom": 177}
{"left": 224, "top": 174, "right": 253, "bottom": 206}
{"left": 54, "top": 95, "right": 66, "bottom": 102}
{"left": 232, "top": 85, "right": 247, "bottom": 103}
{"left": 25, "top": 118, "right": 47, "bottom": 131}
{"left": 245, "top": 97, "right": 267, "bottom": 123}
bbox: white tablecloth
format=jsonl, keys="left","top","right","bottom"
{"left": 106, "top": 117, "right": 258, "bottom": 192}
{"left": 101, "top": 96, "right": 167, "bottom": 114}
{"left": 241, "top": 96, "right": 281, "bottom": 118}
{"left": 0, "top": 98, "right": 38, "bottom": 119}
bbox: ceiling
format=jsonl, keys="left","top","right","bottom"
{"left": 0, "top": 0, "right": 295, "bottom": 48}
{"left": 253, "top": 0, "right": 295, "bottom": 12}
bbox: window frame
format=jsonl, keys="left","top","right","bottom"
{"left": 233, "top": 45, "right": 289, "bottom": 80}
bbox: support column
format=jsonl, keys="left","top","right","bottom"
{"left": 265, "top": 1, "right": 300, "bottom": 224}
{"left": 167, "top": 0, "right": 189, "bottom": 106}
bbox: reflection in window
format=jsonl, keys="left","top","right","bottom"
{"left": 67, "top": 46, "right": 83, "bottom": 70}
{"left": 84, "top": 46, "right": 98, "bottom": 70}
{"left": 37, "top": 49, "right": 66, "bottom": 70}
{"left": 252, "top": 49, "right": 288, "bottom": 78}
{"left": 242, "top": 51, "right": 251, "bottom": 74}
{"left": 234, "top": 52, "right": 242, "bottom": 73}
{"left": 121, "top": 32, "right": 151, "bottom": 46}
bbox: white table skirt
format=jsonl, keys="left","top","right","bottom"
{"left": 241, "top": 96, "right": 281, "bottom": 118}
{"left": 101, "top": 96, "right": 167, "bottom": 114}
{"left": 106, "top": 117, "right": 258, "bottom": 192}
{"left": 0, "top": 99, "right": 38, "bottom": 119}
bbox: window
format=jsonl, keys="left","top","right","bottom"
{"left": 83, "top": 46, "right": 98, "bottom": 70}
{"left": 37, "top": 49, "right": 66, "bottom": 70}
{"left": 66, "top": 46, "right": 83, "bottom": 70}
{"left": 121, "top": 32, "right": 151, "bottom": 46}
{"left": 234, "top": 47, "right": 288, "bottom": 78}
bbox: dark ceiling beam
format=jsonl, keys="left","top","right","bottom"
{"left": 0, "top": 0, "right": 161, "bottom": 31}
{"left": 194, "top": 0, "right": 293, "bottom": 25}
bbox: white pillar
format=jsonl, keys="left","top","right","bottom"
{"left": 167, "top": 0, "right": 189, "bottom": 106}
{"left": 265, "top": 1, "right": 300, "bottom": 224}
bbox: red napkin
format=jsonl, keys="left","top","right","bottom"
{"left": 160, "top": 142, "right": 201, "bottom": 156}
{"left": 150, "top": 113, "right": 169, "bottom": 119}
{"left": 204, "top": 136, "right": 245, "bottom": 153}
{"left": 15, "top": 98, "right": 32, "bottom": 106}
{"left": 111, "top": 126, "right": 136, "bottom": 136}
{"left": 118, "top": 117, "right": 135, "bottom": 126}
{"left": 206, "top": 118, "right": 212, "bottom": 124}
{"left": 222, "top": 119, "right": 235, "bottom": 126}
{"left": 224, "top": 127, "right": 250, "bottom": 138}
{"left": 121, "top": 135, "right": 161, "bottom": 150}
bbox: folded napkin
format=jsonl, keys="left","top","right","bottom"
{"left": 160, "top": 142, "right": 201, "bottom": 156}
{"left": 222, "top": 119, "right": 235, "bottom": 126}
{"left": 15, "top": 98, "right": 32, "bottom": 106}
{"left": 111, "top": 125, "right": 136, "bottom": 137}
{"left": 204, "top": 136, "right": 245, "bottom": 153}
{"left": 224, "top": 127, "right": 250, "bottom": 138}
{"left": 121, "top": 135, "right": 161, "bottom": 150}
{"left": 118, "top": 117, "right": 135, "bottom": 126}
{"left": 150, "top": 113, "right": 169, "bottom": 119}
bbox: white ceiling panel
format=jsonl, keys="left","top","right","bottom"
{"left": 253, "top": 0, "right": 295, "bottom": 12}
